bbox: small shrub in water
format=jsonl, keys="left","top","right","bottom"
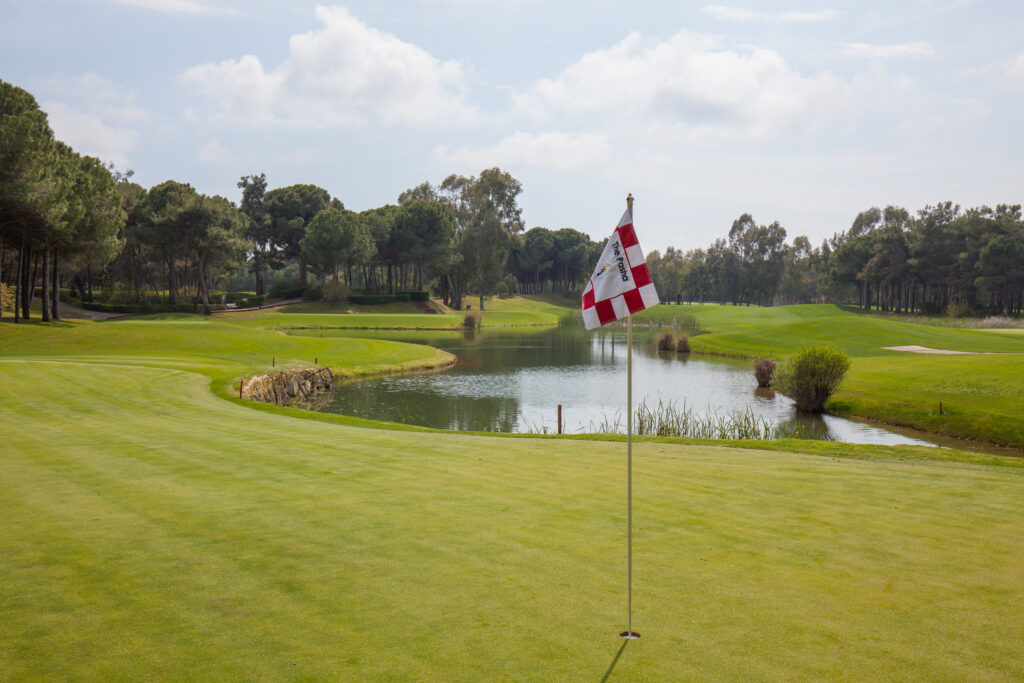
{"left": 463, "top": 311, "right": 482, "bottom": 329}
{"left": 754, "top": 358, "right": 777, "bottom": 387}
{"left": 657, "top": 332, "right": 675, "bottom": 351}
{"left": 677, "top": 335, "right": 691, "bottom": 353}
{"left": 775, "top": 345, "right": 850, "bottom": 413}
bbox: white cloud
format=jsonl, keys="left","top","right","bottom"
{"left": 433, "top": 131, "right": 611, "bottom": 170}
{"left": 894, "top": 97, "right": 991, "bottom": 139}
{"left": 1007, "top": 53, "right": 1024, "bottom": 78}
{"left": 514, "top": 30, "right": 906, "bottom": 141}
{"left": 40, "top": 73, "right": 146, "bottom": 167}
{"left": 196, "top": 140, "right": 230, "bottom": 163}
{"left": 180, "top": 5, "right": 474, "bottom": 128}
{"left": 841, "top": 42, "right": 936, "bottom": 59}
{"left": 107, "top": 0, "right": 239, "bottom": 15}
{"left": 701, "top": 5, "right": 837, "bottom": 23}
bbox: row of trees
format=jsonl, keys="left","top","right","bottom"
{"left": 109, "top": 165, "right": 604, "bottom": 313}
{"left": 4, "top": 79, "right": 1021, "bottom": 320}
{"left": 1, "top": 80, "right": 123, "bottom": 322}
{"left": 646, "top": 204, "right": 1024, "bottom": 316}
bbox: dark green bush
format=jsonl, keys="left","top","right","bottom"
{"left": 775, "top": 346, "right": 850, "bottom": 412}
{"left": 267, "top": 279, "right": 307, "bottom": 300}
{"left": 398, "top": 291, "right": 430, "bottom": 302}
{"left": 239, "top": 295, "right": 265, "bottom": 308}
{"left": 302, "top": 285, "right": 323, "bottom": 301}
{"left": 754, "top": 358, "right": 777, "bottom": 387}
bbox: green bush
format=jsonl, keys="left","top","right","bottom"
{"left": 676, "top": 335, "right": 691, "bottom": 353}
{"left": 775, "top": 346, "right": 850, "bottom": 413}
{"left": 463, "top": 311, "right": 482, "bottom": 329}
{"left": 302, "top": 285, "right": 323, "bottom": 302}
{"left": 657, "top": 332, "right": 675, "bottom": 351}
{"left": 754, "top": 358, "right": 777, "bottom": 387}
{"left": 267, "top": 280, "right": 307, "bottom": 300}
{"left": 323, "top": 280, "right": 351, "bottom": 306}
{"left": 398, "top": 291, "right": 430, "bottom": 302}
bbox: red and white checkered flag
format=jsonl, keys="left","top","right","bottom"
{"left": 581, "top": 209, "right": 659, "bottom": 330}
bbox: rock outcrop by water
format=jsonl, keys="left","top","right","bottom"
{"left": 242, "top": 367, "right": 334, "bottom": 407}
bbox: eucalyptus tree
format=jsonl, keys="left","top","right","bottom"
{"left": 434, "top": 168, "right": 524, "bottom": 310}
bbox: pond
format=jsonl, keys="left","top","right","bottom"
{"left": 313, "top": 326, "right": 943, "bottom": 447}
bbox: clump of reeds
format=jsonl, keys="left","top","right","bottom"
{"left": 633, "top": 399, "right": 780, "bottom": 439}
{"left": 676, "top": 335, "right": 690, "bottom": 353}
{"left": 754, "top": 358, "right": 777, "bottom": 387}
{"left": 463, "top": 311, "right": 482, "bottom": 329}
{"left": 657, "top": 332, "right": 675, "bottom": 351}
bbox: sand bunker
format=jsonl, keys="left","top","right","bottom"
{"left": 883, "top": 345, "right": 980, "bottom": 354}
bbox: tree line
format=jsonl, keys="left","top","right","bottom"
{"left": 3, "top": 79, "right": 1021, "bottom": 321}
{"left": 646, "top": 203, "right": 1024, "bottom": 316}
{"left": 3, "top": 80, "right": 609, "bottom": 319}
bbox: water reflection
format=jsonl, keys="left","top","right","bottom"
{"left": 320, "top": 326, "right": 937, "bottom": 447}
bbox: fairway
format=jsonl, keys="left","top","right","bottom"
{"left": 637, "top": 304, "right": 1024, "bottom": 450}
{"left": 2, "top": 356, "right": 1024, "bottom": 679}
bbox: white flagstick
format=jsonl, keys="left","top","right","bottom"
{"left": 622, "top": 194, "right": 640, "bottom": 640}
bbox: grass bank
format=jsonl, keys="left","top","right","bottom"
{"left": 2, "top": 357, "right": 1023, "bottom": 679}
{"left": 634, "top": 304, "right": 1024, "bottom": 449}
{"left": 248, "top": 294, "right": 571, "bottom": 330}
{"left": 0, "top": 313, "right": 453, "bottom": 396}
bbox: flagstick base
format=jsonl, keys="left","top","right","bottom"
{"left": 619, "top": 631, "right": 641, "bottom": 640}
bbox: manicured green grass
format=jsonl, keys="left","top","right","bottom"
{"left": 638, "top": 304, "right": 1024, "bottom": 449}
{"left": 0, "top": 314, "right": 451, "bottom": 391}
{"left": 2, "top": 358, "right": 1024, "bottom": 679}
{"left": 235, "top": 295, "right": 569, "bottom": 330}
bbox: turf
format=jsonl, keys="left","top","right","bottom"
{"left": 2, "top": 358, "right": 1024, "bottom": 679}
{"left": 247, "top": 295, "right": 569, "bottom": 330}
{"left": 0, "top": 313, "right": 453, "bottom": 392}
{"left": 635, "top": 304, "right": 1024, "bottom": 449}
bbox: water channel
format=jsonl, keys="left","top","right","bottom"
{"left": 312, "top": 326, "right": 944, "bottom": 448}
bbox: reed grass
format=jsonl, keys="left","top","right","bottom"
{"left": 578, "top": 398, "right": 831, "bottom": 441}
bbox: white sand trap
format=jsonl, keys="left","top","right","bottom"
{"left": 883, "top": 345, "right": 979, "bottom": 354}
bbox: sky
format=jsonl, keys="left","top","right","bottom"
{"left": 2, "top": 0, "right": 1023, "bottom": 252}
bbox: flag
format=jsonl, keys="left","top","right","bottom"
{"left": 581, "top": 209, "right": 659, "bottom": 330}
